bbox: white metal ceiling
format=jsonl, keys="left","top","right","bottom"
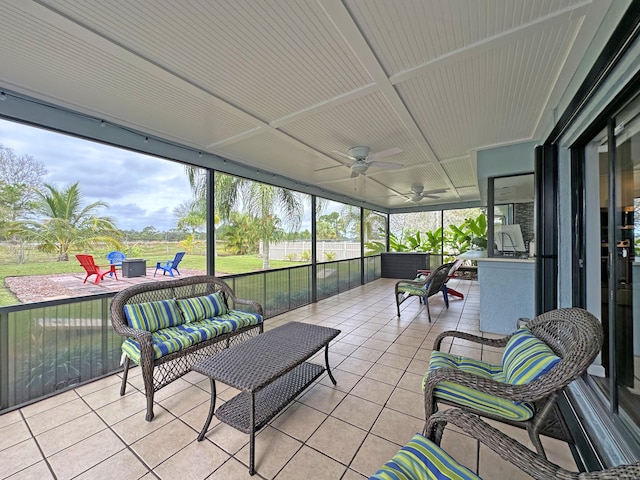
{"left": 0, "top": 0, "right": 616, "bottom": 209}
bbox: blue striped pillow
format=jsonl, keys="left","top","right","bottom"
{"left": 502, "top": 328, "right": 561, "bottom": 385}
{"left": 124, "top": 299, "right": 182, "bottom": 332}
{"left": 369, "top": 432, "right": 479, "bottom": 480}
{"left": 176, "top": 292, "right": 228, "bottom": 322}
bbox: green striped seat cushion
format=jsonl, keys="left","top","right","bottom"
{"left": 124, "top": 299, "right": 183, "bottom": 332}
{"left": 397, "top": 282, "right": 427, "bottom": 296}
{"left": 121, "top": 310, "right": 263, "bottom": 362}
{"left": 369, "top": 432, "right": 480, "bottom": 480}
{"left": 425, "top": 351, "right": 535, "bottom": 421}
{"left": 502, "top": 328, "right": 561, "bottom": 385}
{"left": 122, "top": 324, "right": 198, "bottom": 362}
{"left": 176, "top": 292, "right": 228, "bottom": 322}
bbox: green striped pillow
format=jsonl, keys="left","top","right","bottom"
{"left": 176, "top": 292, "right": 228, "bottom": 323}
{"left": 370, "top": 432, "right": 479, "bottom": 480}
{"left": 124, "top": 299, "right": 182, "bottom": 332}
{"left": 502, "top": 328, "right": 561, "bottom": 385}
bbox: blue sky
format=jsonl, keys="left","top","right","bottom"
{"left": 0, "top": 118, "right": 194, "bottom": 231}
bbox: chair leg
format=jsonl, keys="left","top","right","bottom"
{"left": 527, "top": 426, "right": 547, "bottom": 459}
{"left": 426, "top": 301, "right": 432, "bottom": 322}
{"left": 442, "top": 285, "right": 449, "bottom": 308}
{"left": 120, "top": 356, "right": 130, "bottom": 396}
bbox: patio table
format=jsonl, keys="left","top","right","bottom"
{"left": 192, "top": 321, "right": 340, "bottom": 475}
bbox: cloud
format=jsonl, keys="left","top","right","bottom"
{"left": 0, "top": 118, "right": 194, "bottom": 231}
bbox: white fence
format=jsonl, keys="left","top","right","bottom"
{"left": 261, "top": 241, "right": 362, "bottom": 261}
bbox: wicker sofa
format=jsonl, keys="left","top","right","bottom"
{"left": 110, "top": 275, "right": 264, "bottom": 421}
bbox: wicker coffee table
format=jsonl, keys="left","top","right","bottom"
{"left": 192, "top": 321, "right": 340, "bottom": 475}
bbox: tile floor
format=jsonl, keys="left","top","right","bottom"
{"left": 0, "top": 277, "right": 578, "bottom": 479}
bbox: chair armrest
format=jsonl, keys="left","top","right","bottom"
{"left": 433, "top": 330, "right": 510, "bottom": 350}
{"left": 425, "top": 410, "right": 575, "bottom": 480}
{"left": 231, "top": 297, "right": 264, "bottom": 317}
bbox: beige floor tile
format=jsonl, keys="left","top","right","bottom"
{"left": 371, "top": 408, "right": 425, "bottom": 446}
{"left": 19, "top": 390, "right": 78, "bottom": 419}
{"left": 385, "top": 343, "right": 419, "bottom": 358}
{"left": 297, "top": 383, "right": 347, "bottom": 414}
{"left": 0, "top": 410, "right": 22, "bottom": 429}
{"left": 207, "top": 458, "right": 251, "bottom": 479}
{"left": 307, "top": 417, "right": 367, "bottom": 465}
{"left": 237, "top": 426, "right": 302, "bottom": 478}
{"left": 365, "top": 364, "right": 404, "bottom": 386}
{"left": 440, "top": 429, "right": 479, "bottom": 474}
{"left": 274, "top": 445, "right": 346, "bottom": 480}
{"left": 331, "top": 394, "right": 383, "bottom": 431}
{"left": 154, "top": 437, "right": 230, "bottom": 480}
{"left": 318, "top": 368, "right": 361, "bottom": 392}
{"left": 350, "top": 434, "right": 402, "bottom": 477}
{"left": 270, "top": 401, "right": 327, "bottom": 441}
{"left": 36, "top": 412, "right": 106, "bottom": 456}
{"left": 337, "top": 357, "right": 375, "bottom": 376}
{"left": 4, "top": 460, "right": 54, "bottom": 480}
{"left": 350, "top": 377, "right": 395, "bottom": 405}
{"left": 351, "top": 346, "right": 384, "bottom": 362}
{"left": 397, "top": 371, "right": 424, "bottom": 394}
{"left": 478, "top": 443, "right": 534, "bottom": 479}
{"left": 376, "top": 352, "right": 411, "bottom": 370}
{"left": 386, "top": 387, "right": 424, "bottom": 419}
{"left": 158, "top": 384, "right": 210, "bottom": 418}
{"left": 0, "top": 439, "right": 44, "bottom": 478}
{"left": 111, "top": 405, "right": 174, "bottom": 444}
{"left": 0, "top": 419, "right": 31, "bottom": 451}
{"left": 202, "top": 421, "right": 249, "bottom": 454}
{"left": 48, "top": 429, "right": 126, "bottom": 479}
{"left": 95, "top": 390, "right": 148, "bottom": 425}
{"left": 25, "top": 398, "right": 91, "bottom": 436}
{"left": 131, "top": 419, "right": 197, "bottom": 468}
{"left": 74, "top": 449, "right": 149, "bottom": 480}
{"left": 361, "top": 338, "right": 393, "bottom": 351}
{"left": 342, "top": 469, "right": 367, "bottom": 479}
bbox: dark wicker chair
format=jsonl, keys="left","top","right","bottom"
{"left": 423, "top": 307, "right": 603, "bottom": 458}
{"left": 111, "top": 275, "right": 264, "bottom": 421}
{"left": 395, "top": 262, "right": 454, "bottom": 320}
{"left": 425, "top": 409, "right": 640, "bottom": 480}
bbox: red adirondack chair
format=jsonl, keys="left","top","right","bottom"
{"left": 76, "top": 254, "right": 118, "bottom": 284}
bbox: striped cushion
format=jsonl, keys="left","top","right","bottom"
{"left": 369, "top": 432, "right": 480, "bottom": 480}
{"left": 122, "top": 324, "right": 198, "bottom": 362}
{"left": 426, "top": 351, "right": 535, "bottom": 421}
{"left": 502, "top": 328, "right": 561, "bottom": 385}
{"left": 213, "top": 310, "right": 263, "bottom": 331}
{"left": 121, "top": 309, "right": 263, "bottom": 362}
{"left": 124, "top": 299, "right": 183, "bottom": 332}
{"left": 176, "top": 292, "right": 228, "bottom": 322}
{"left": 397, "top": 280, "right": 427, "bottom": 296}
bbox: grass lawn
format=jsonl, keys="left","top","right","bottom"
{"left": 0, "top": 245, "right": 304, "bottom": 306}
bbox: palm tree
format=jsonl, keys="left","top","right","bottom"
{"left": 186, "top": 167, "right": 303, "bottom": 268}
{"left": 216, "top": 173, "right": 302, "bottom": 269}
{"left": 20, "top": 182, "right": 122, "bottom": 261}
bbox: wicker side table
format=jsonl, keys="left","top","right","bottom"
{"left": 192, "top": 321, "right": 340, "bottom": 475}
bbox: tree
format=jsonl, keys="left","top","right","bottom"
{"left": 0, "top": 145, "right": 47, "bottom": 222}
{"left": 19, "top": 182, "right": 122, "bottom": 261}
{"left": 317, "top": 212, "right": 345, "bottom": 240}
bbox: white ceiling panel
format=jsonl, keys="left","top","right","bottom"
{"left": 0, "top": 0, "right": 619, "bottom": 210}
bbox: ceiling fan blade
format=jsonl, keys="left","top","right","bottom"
{"left": 422, "top": 194, "right": 440, "bottom": 199}
{"left": 314, "top": 164, "right": 347, "bottom": 172}
{"left": 422, "top": 188, "right": 448, "bottom": 195}
{"left": 369, "top": 160, "right": 404, "bottom": 170}
{"left": 369, "top": 147, "right": 402, "bottom": 161}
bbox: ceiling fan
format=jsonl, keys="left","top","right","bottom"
{"left": 316, "top": 146, "right": 403, "bottom": 177}
{"left": 406, "top": 185, "right": 448, "bottom": 202}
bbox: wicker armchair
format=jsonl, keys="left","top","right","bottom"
{"left": 395, "top": 262, "right": 454, "bottom": 320}
{"left": 425, "top": 409, "right": 640, "bottom": 480}
{"left": 423, "top": 307, "right": 603, "bottom": 458}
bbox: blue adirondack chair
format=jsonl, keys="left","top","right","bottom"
{"left": 106, "top": 251, "right": 126, "bottom": 277}
{"left": 154, "top": 252, "right": 185, "bottom": 277}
